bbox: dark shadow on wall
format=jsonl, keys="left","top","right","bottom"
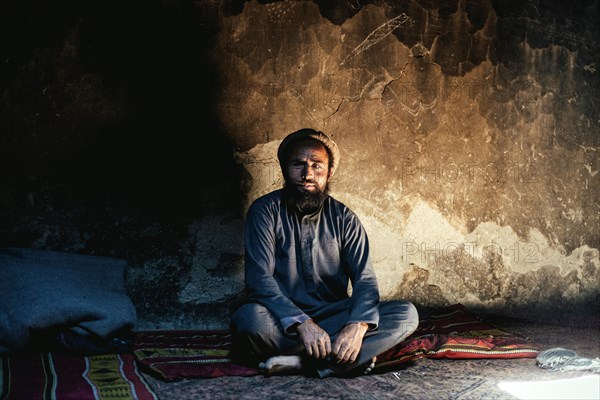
{"left": 0, "top": 0, "right": 242, "bottom": 228}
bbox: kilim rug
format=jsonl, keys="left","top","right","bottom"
{"left": 0, "top": 352, "right": 157, "bottom": 400}
{"left": 133, "top": 331, "right": 259, "bottom": 381}
{"left": 0, "top": 303, "right": 542, "bottom": 397}
{"left": 373, "top": 303, "right": 541, "bottom": 371}
{"left": 133, "top": 304, "right": 540, "bottom": 380}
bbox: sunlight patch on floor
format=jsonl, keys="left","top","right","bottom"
{"left": 498, "top": 375, "right": 600, "bottom": 400}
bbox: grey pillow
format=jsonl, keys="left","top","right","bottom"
{"left": 0, "top": 247, "right": 137, "bottom": 353}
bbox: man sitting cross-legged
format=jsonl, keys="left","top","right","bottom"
{"left": 231, "top": 128, "right": 418, "bottom": 378}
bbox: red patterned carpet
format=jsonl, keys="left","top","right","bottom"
{"left": 1, "top": 306, "right": 598, "bottom": 400}
{"left": 130, "top": 304, "right": 539, "bottom": 382}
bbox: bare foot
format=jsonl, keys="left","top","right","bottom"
{"left": 364, "top": 356, "right": 377, "bottom": 374}
{"left": 259, "top": 355, "right": 303, "bottom": 375}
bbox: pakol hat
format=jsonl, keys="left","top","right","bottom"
{"left": 277, "top": 128, "right": 340, "bottom": 176}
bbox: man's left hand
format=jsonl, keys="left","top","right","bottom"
{"left": 331, "top": 322, "right": 368, "bottom": 364}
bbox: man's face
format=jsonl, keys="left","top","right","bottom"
{"left": 284, "top": 140, "right": 331, "bottom": 195}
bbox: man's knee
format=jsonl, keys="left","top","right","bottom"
{"left": 399, "top": 301, "right": 419, "bottom": 336}
{"left": 230, "top": 303, "right": 279, "bottom": 338}
{"left": 380, "top": 300, "right": 419, "bottom": 340}
{"left": 231, "top": 303, "right": 291, "bottom": 360}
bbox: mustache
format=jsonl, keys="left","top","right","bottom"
{"left": 283, "top": 179, "right": 329, "bottom": 213}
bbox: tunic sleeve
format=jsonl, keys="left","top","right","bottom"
{"left": 244, "top": 199, "right": 310, "bottom": 333}
{"left": 341, "top": 211, "right": 380, "bottom": 329}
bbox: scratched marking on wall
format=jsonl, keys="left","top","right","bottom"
{"left": 341, "top": 13, "right": 411, "bottom": 66}
{"left": 288, "top": 88, "right": 321, "bottom": 125}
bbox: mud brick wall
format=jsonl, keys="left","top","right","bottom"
{"left": 1, "top": 0, "right": 598, "bottom": 328}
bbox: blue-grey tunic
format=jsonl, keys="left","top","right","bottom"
{"left": 244, "top": 189, "right": 380, "bottom": 334}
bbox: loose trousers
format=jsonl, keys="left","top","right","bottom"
{"left": 230, "top": 300, "right": 418, "bottom": 377}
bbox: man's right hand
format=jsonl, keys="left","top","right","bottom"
{"left": 296, "top": 319, "right": 331, "bottom": 359}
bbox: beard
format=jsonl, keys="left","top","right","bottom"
{"left": 282, "top": 180, "right": 330, "bottom": 214}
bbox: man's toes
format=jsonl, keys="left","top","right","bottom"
{"left": 364, "top": 356, "right": 377, "bottom": 374}
{"left": 260, "top": 355, "right": 303, "bottom": 375}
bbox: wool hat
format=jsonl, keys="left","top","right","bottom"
{"left": 277, "top": 128, "right": 340, "bottom": 176}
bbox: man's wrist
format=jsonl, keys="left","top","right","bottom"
{"left": 296, "top": 318, "right": 313, "bottom": 331}
{"left": 348, "top": 322, "right": 369, "bottom": 331}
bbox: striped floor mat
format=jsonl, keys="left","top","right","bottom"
{"left": 1, "top": 352, "right": 157, "bottom": 400}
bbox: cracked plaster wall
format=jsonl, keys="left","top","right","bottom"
{"left": 218, "top": 0, "right": 599, "bottom": 322}
{"left": 0, "top": 0, "right": 598, "bottom": 329}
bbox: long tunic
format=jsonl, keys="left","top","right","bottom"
{"left": 244, "top": 190, "right": 380, "bottom": 334}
